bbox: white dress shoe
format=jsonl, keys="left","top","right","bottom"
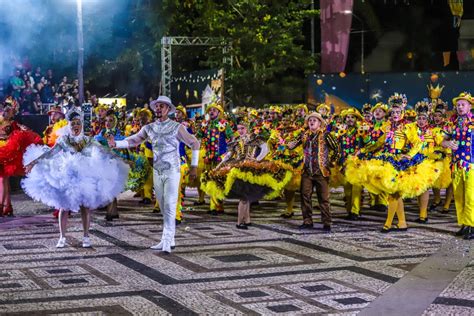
{"left": 161, "top": 240, "right": 172, "bottom": 253}
{"left": 56, "top": 237, "right": 66, "bottom": 248}
{"left": 150, "top": 241, "right": 175, "bottom": 251}
{"left": 82, "top": 236, "right": 92, "bottom": 248}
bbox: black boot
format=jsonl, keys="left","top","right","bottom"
{"left": 463, "top": 226, "right": 474, "bottom": 240}
{"left": 455, "top": 226, "right": 466, "bottom": 237}
{"left": 345, "top": 213, "right": 359, "bottom": 221}
{"left": 429, "top": 202, "right": 441, "bottom": 212}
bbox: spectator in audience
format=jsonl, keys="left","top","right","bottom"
{"left": 33, "top": 67, "right": 42, "bottom": 83}
{"left": 21, "top": 80, "right": 36, "bottom": 114}
{"left": 41, "top": 79, "right": 54, "bottom": 103}
{"left": 10, "top": 70, "right": 25, "bottom": 100}
{"left": 46, "top": 69, "right": 55, "bottom": 86}
{"left": 22, "top": 73, "right": 30, "bottom": 86}
{"left": 27, "top": 71, "right": 35, "bottom": 87}
{"left": 59, "top": 76, "right": 69, "bottom": 91}
{"left": 32, "top": 94, "right": 43, "bottom": 114}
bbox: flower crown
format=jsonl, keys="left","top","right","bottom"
{"left": 361, "top": 103, "right": 372, "bottom": 114}
{"left": 388, "top": 93, "right": 407, "bottom": 108}
{"left": 66, "top": 107, "right": 84, "bottom": 122}
{"left": 414, "top": 100, "right": 430, "bottom": 116}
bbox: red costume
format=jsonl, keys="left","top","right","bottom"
{"left": 0, "top": 120, "right": 43, "bottom": 177}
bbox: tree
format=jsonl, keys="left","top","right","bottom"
{"left": 161, "top": 0, "right": 319, "bottom": 106}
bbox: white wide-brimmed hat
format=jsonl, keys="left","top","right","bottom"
{"left": 150, "top": 96, "right": 175, "bottom": 114}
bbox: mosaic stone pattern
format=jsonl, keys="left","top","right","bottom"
{"left": 0, "top": 188, "right": 472, "bottom": 315}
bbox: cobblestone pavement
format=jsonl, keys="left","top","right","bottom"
{"left": 0, "top": 189, "right": 472, "bottom": 315}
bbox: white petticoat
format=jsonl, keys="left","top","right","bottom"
{"left": 22, "top": 144, "right": 130, "bottom": 212}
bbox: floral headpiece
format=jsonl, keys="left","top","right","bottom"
{"left": 388, "top": 93, "right": 407, "bottom": 109}
{"left": 414, "top": 100, "right": 430, "bottom": 117}
{"left": 432, "top": 99, "right": 447, "bottom": 115}
{"left": 66, "top": 107, "right": 84, "bottom": 122}
{"left": 361, "top": 103, "right": 372, "bottom": 114}
{"left": 3, "top": 96, "right": 19, "bottom": 114}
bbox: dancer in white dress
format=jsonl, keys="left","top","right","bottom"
{"left": 23, "top": 110, "right": 129, "bottom": 248}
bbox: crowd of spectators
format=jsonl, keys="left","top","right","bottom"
{"left": 0, "top": 56, "right": 93, "bottom": 115}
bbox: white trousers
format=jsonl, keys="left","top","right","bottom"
{"left": 153, "top": 170, "right": 181, "bottom": 244}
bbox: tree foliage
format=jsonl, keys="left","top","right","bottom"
{"left": 160, "top": 0, "right": 319, "bottom": 106}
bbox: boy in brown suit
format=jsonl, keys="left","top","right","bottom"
{"left": 290, "top": 112, "right": 339, "bottom": 232}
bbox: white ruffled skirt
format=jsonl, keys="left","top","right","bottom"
{"left": 22, "top": 144, "right": 130, "bottom": 212}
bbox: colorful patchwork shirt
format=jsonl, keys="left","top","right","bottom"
{"left": 336, "top": 126, "right": 364, "bottom": 165}
{"left": 197, "top": 119, "right": 233, "bottom": 164}
{"left": 449, "top": 114, "right": 474, "bottom": 171}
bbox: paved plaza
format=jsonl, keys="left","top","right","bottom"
{"left": 0, "top": 189, "right": 472, "bottom": 315}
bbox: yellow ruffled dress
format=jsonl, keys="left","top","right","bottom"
{"left": 346, "top": 122, "right": 442, "bottom": 198}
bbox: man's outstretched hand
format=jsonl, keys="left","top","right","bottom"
{"left": 189, "top": 166, "right": 198, "bottom": 182}
{"left": 107, "top": 135, "right": 117, "bottom": 148}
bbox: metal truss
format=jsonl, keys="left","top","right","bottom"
{"left": 161, "top": 36, "right": 232, "bottom": 105}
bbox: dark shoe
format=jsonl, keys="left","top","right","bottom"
{"left": 111, "top": 214, "right": 119, "bottom": 219}
{"left": 345, "top": 213, "right": 359, "bottom": 221}
{"left": 429, "top": 202, "right": 441, "bottom": 212}
{"left": 298, "top": 223, "right": 314, "bottom": 229}
{"left": 139, "top": 198, "right": 152, "bottom": 205}
{"left": 152, "top": 207, "right": 161, "bottom": 213}
{"left": 463, "top": 227, "right": 474, "bottom": 240}
{"left": 322, "top": 225, "right": 331, "bottom": 233}
{"left": 193, "top": 201, "right": 205, "bottom": 206}
{"left": 380, "top": 225, "right": 391, "bottom": 233}
{"left": 105, "top": 214, "right": 114, "bottom": 221}
{"left": 280, "top": 213, "right": 294, "bottom": 219}
{"left": 439, "top": 209, "right": 449, "bottom": 214}
{"left": 175, "top": 219, "right": 182, "bottom": 225}
{"left": 375, "top": 204, "right": 388, "bottom": 212}
{"left": 455, "top": 226, "right": 466, "bottom": 237}
{"left": 236, "top": 223, "right": 248, "bottom": 230}
{"left": 208, "top": 210, "right": 221, "bottom": 216}
{"left": 392, "top": 224, "right": 408, "bottom": 232}
{"left": 415, "top": 218, "right": 428, "bottom": 224}
{"left": 3, "top": 205, "right": 13, "bottom": 217}
{"left": 244, "top": 222, "right": 252, "bottom": 227}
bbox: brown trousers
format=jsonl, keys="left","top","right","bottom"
{"left": 300, "top": 171, "right": 331, "bottom": 226}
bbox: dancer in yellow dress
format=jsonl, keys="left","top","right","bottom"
{"left": 430, "top": 101, "right": 454, "bottom": 213}
{"left": 412, "top": 101, "right": 445, "bottom": 223}
{"left": 346, "top": 95, "right": 442, "bottom": 232}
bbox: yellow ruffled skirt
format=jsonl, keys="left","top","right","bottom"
{"left": 432, "top": 155, "right": 452, "bottom": 189}
{"left": 201, "top": 160, "right": 293, "bottom": 201}
{"left": 345, "top": 154, "right": 443, "bottom": 198}
{"left": 330, "top": 166, "right": 346, "bottom": 188}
